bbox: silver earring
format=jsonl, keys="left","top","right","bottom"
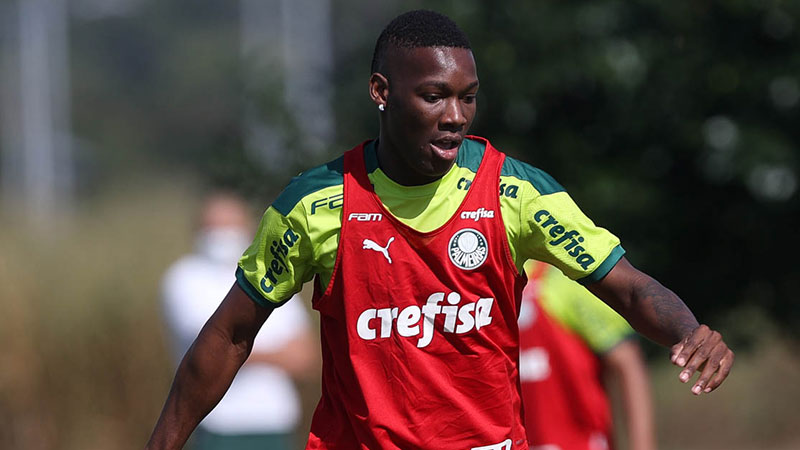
{"left": 378, "top": 104, "right": 386, "bottom": 111}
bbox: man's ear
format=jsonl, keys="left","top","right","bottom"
{"left": 369, "top": 72, "right": 389, "bottom": 109}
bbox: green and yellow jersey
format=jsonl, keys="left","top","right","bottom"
{"left": 525, "top": 260, "right": 635, "bottom": 353}
{"left": 237, "top": 137, "right": 625, "bottom": 307}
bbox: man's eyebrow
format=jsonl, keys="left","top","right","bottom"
{"left": 417, "top": 80, "right": 480, "bottom": 91}
{"left": 463, "top": 81, "right": 480, "bottom": 91}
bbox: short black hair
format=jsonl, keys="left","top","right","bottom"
{"left": 371, "top": 10, "right": 471, "bottom": 75}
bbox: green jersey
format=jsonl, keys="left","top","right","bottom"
{"left": 526, "top": 260, "right": 635, "bottom": 353}
{"left": 238, "top": 138, "right": 625, "bottom": 307}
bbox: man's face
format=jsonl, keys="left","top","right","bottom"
{"left": 378, "top": 46, "right": 479, "bottom": 185}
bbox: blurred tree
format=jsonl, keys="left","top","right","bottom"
{"left": 64, "top": 0, "right": 799, "bottom": 332}
{"left": 440, "top": 0, "right": 800, "bottom": 333}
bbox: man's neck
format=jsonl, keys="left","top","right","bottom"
{"left": 374, "top": 137, "right": 452, "bottom": 186}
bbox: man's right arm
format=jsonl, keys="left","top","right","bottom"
{"left": 145, "top": 283, "right": 273, "bottom": 450}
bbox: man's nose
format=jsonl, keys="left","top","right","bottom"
{"left": 440, "top": 98, "right": 467, "bottom": 130}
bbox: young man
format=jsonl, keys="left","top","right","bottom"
{"left": 146, "top": 10, "right": 734, "bottom": 450}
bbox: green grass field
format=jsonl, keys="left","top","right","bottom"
{"left": 1, "top": 179, "right": 798, "bottom": 450}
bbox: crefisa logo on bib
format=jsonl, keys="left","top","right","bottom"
{"left": 448, "top": 228, "right": 488, "bottom": 270}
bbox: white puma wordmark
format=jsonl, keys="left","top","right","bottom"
{"left": 362, "top": 237, "right": 395, "bottom": 264}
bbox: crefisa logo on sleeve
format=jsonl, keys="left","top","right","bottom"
{"left": 260, "top": 228, "right": 300, "bottom": 293}
{"left": 448, "top": 228, "right": 488, "bottom": 270}
{"left": 533, "top": 209, "right": 596, "bottom": 269}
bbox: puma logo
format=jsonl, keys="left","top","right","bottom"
{"left": 362, "top": 237, "right": 395, "bottom": 264}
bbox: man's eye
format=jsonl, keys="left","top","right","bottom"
{"left": 463, "top": 95, "right": 476, "bottom": 104}
{"left": 422, "top": 94, "right": 440, "bottom": 103}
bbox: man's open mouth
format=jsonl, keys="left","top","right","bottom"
{"left": 430, "top": 137, "right": 462, "bottom": 159}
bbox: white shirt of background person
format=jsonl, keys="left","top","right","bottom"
{"left": 161, "top": 206, "right": 312, "bottom": 435}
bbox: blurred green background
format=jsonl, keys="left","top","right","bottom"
{"left": 1, "top": 0, "right": 798, "bottom": 449}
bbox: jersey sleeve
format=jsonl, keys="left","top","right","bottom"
{"left": 237, "top": 156, "right": 346, "bottom": 307}
{"left": 506, "top": 159, "right": 624, "bottom": 283}
{"left": 236, "top": 204, "right": 315, "bottom": 307}
{"left": 540, "top": 266, "right": 635, "bottom": 354}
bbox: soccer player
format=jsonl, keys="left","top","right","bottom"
{"left": 146, "top": 10, "right": 734, "bottom": 450}
{"left": 519, "top": 260, "right": 656, "bottom": 450}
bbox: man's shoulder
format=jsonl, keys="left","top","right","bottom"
{"left": 467, "top": 136, "right": 564, "bottom": 196}
{"left": 271, "top": 154, "right": 345, "bottom": 216}
{"left": 499, "top": 153, "right": 564, "bottom": 196}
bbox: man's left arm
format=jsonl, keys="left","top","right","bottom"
{"left": 586, "top": 257, "right": 735, "bottom": 395}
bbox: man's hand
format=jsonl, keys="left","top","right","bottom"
{"left": 670, "top": 324, "right": 734, "bottom": 395}
{"left": 587, "top": 258, "right": 735, "bottom": 396}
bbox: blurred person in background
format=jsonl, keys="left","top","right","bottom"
{"left": 160, "top": 192, "right": 317, "bottom": 450}
{"left": 519, "top": 260, "right": 656, "bottom": 450}
{"left": 146, "top": 10, "right": 733, "bottom": 450}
